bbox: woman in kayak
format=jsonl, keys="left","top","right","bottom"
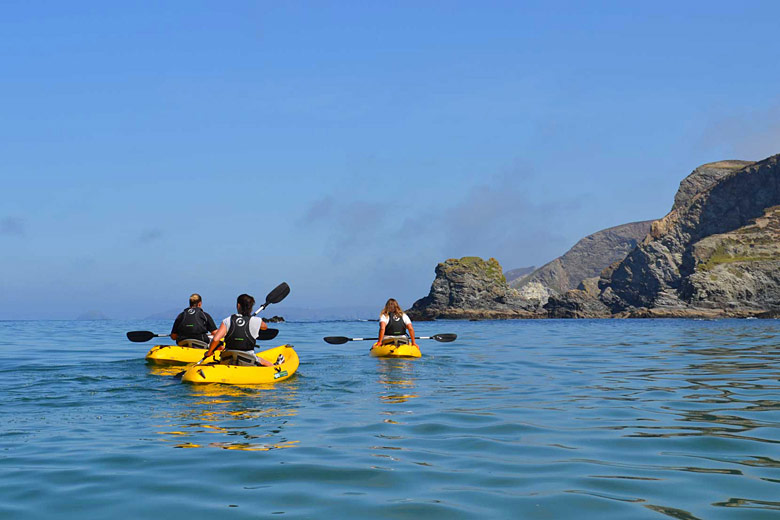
{"left": 376, "top": 298, "right": 417, "bottom": 348}
{"left": 203, "top": 294, "right": 279, "bottom": 366}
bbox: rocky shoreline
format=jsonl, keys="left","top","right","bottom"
{"left": 408, "top": 154, "right": 780, "bottom": 320}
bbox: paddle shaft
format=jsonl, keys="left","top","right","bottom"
{"left": 323, "top": 333, "right": 456, "bottom": 345}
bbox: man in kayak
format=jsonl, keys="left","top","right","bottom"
{"left": 203, "top": 293, "right": 283, "bottom": 366}
{"left": 376, "top": 298, "right": 417, "bottom": 348}
{"left": 170, "top": 293, "right": 218, "bottom": 348}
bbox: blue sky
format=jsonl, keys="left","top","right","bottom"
{"left": 2, "top": 1, "right": 779, "bottom": 319}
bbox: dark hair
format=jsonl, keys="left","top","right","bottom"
{"left": 189, "top": 293, "right": 202, "bottom": 307}
{"left": 237, "top": 294, "right": 255, "bottom": 316}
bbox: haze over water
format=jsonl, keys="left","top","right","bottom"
{"left": 1, "top": 319, "right": 778, "bottom": 519}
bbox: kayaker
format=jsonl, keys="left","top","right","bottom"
{"left": 203, "top": 294, "right": 282, "bottom": 367}
{"left": 170, "top": 293, "right": 218, "bottom": 348}
{"left": 376, "top": 298, "right": 417, "bottom": 348}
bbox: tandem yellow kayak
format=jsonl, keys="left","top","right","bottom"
{"left": 145, "top": 344, "right": 214, "bottom": 365}
{"left": 369, "top": 342, "right": 422, "bottom": 358}
{"left": 180, "top": 345, "right": 299, "bottom": 385}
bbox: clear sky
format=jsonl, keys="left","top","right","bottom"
{"left": 2, "top": 1, "right": 779, "bottom": 319}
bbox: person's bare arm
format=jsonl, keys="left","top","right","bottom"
{"left": 377, "top": 321, "right": 387, "bottom": 346}
{"left": 407, "top": 322, "right": 417, "bottom": 346}
{"left": 203, "top": 323, "right": 227, "bottom": 359}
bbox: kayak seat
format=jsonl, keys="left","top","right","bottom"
{"left": 177, "top": 339, "right": 209, "bottom": 349}
{"left": 381, "top": 335, "right": 408, "bottom": 346}
{"left": 219, "top": 350, "right": 260, "bottom": 366}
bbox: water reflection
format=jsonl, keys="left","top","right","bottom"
{"left": 154, "top": 379, "right": 301, "bottom": 451}
{"left": 376, "top": 359, "right": 418, "bottom": 404}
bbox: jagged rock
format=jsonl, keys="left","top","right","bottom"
{"left": 545, "top": 288, "right": 611, "bottom": 318}
{"left": 603, "top": 154, "right": 780, "bottom": 314}
{"left": 407, "top": 257, "right": 542, "bottom": 320}
{"left": 672, "top": 160, "right": 754, "bottom": 211}
{"left": 513, "top": 221, "right": 654, "bottom": 295}
{"left": 264, "top": 315, "right": 285, "bottom": 323}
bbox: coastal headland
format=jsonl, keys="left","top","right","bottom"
{"left": 408, "top": 154, "right": 780, "bottom": 320}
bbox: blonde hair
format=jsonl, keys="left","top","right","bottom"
{"left": 381, "top": 298, "right": 403, "bottom": 318}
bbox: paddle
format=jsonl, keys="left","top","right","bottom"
{"left": 128, "top": 328, "right": 279, "bottom": 345}
{"left": 253, "top": 282, "right": 290, "bottom": 316}
{"left": 127, "top": 331, "right": 169, "bottom": 343}
{"left": 323, "top": 333, "right": 457, "bottom": 345}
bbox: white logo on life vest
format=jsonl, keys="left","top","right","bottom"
{"left": 187, "top": 309, "right": 196, "bottom": 315}
{"left": 236, "top": 317, "right": 246, "bottom": 326}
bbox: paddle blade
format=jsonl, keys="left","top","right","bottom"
{"left": 432, "top": 333, "right": 457, "bottom": 343}
{"left": 323, "top": 336, "right": 349, "bottom": 345}
{"left": 265, "top": 282, "right": 290, "bottom": 305}
{"left": 257, "top": 328, "right": 279, "bottom": 341}
{"left": 127, "top": 331, "right": 156, "bottom": 342}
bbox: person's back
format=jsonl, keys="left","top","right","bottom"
{"left": 170, "top": 293, "right": 218, "bottom": 348}
{"left": 377, "top": 298, "right": 416, "bottom": 347}
{"left": 203, "top": 293, "right": 281, "bottom": 367}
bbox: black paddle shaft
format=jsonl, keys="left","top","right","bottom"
{"left": 323, "top": 333, "right": 456, "bottom": 345}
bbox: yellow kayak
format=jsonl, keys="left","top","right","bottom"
{"left": 180, "top": 345, "right": 299, "bottom": 385}
{"left": 370, "top": 342, "right": 422, "bottom": 358}
{"left": 145, "top": 344, "right": 214, "bottom": 365}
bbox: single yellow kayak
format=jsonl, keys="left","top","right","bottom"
{"left": 370, "top": 342, "right": 422, "bottom": 358}
{"left": 180, "top": 345, "right": 299, "bottom": 385}
{"left": 145, "top": 344, "right": 215, "bottom": 365}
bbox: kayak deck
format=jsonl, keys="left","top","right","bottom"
{"left": 180, "top": 345, "right": 299, "bottom": 385}
{"left": 370, "top": 342, "right": 421, "bottom": 358}
{"left": 145, "top": 344, "right": 214, "bottom": 365}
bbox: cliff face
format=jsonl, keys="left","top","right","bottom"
{"left": 513, "top": 221, "right": 654, "bottom": 295}
{"left": 602, "top": 154, "right": 780, "bottom": 313}
{"left": 407, "top": 257, "right": 542, "bottom": 320}
{"left": 413, "top": 154, "right": 780, "bottom": 319}
{"left": 672, "top": 160, "right": 753, "bottom": 211}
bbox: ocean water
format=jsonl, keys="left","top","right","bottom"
{"left": 1, "top": 319, "right": 778, "bottom": 519}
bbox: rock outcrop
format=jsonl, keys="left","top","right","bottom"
{"left": 413, "top": 154, "right": 780, "bottom": 319}
{"left": 407, "top": 257, "right": 543, "bottom": 320}
{"left": 513, "top": 221, "right": 654, "bottom": 295}
{"left": 602, "top": 155, "right": 780, "bottom": 314}
{"left": 672, "top": 160, "right": 753, "bottom": 211}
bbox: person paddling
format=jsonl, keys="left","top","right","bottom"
{"left": 170, "top": 293, "right": 218, "bottom": 348}
{"left": 203, "top": 294, "right": 282, "bottom": 367}
{"left": 376, "top": 298, "right": 417, "bottom": 348}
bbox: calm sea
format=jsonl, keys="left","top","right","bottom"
{"left": 1, "top": 319, "right": 778, "bottom": 519}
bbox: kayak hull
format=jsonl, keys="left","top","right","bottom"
{"left": 180, "top": 345, "right": 299, "bottom": 385}
{"left": 145, "top": 344, "right": 212, "bottom": 365}
{"left": 370, "top": 343, "right": 421, "bottom": 358}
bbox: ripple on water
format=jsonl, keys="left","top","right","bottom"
{"left": 1, "top": 319, "right": 779, "bottom": 518}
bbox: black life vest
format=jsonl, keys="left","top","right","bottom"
{"left": 384, "top": 313, "right": 407, "bottom": 336}
{"left": 224, "top": 314, "right": 257, "bottom": 351}
{"left": 176, "top": 307, "right": 209, "bottom": 342}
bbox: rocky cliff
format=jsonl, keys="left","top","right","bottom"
{"left": 601, "top": 154, "right": 780, "bottom": 314}
{"left": 672, "top": 160, "right": 753, "bottom": 211}
{"left": 513, "top": 221, "right": 654, "bottom": 295}
{"left": 407, "top": 257, "right": 543, "bottom": 320}
{"left": 414, "top": 154, "right": 780, "bottom": 319}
